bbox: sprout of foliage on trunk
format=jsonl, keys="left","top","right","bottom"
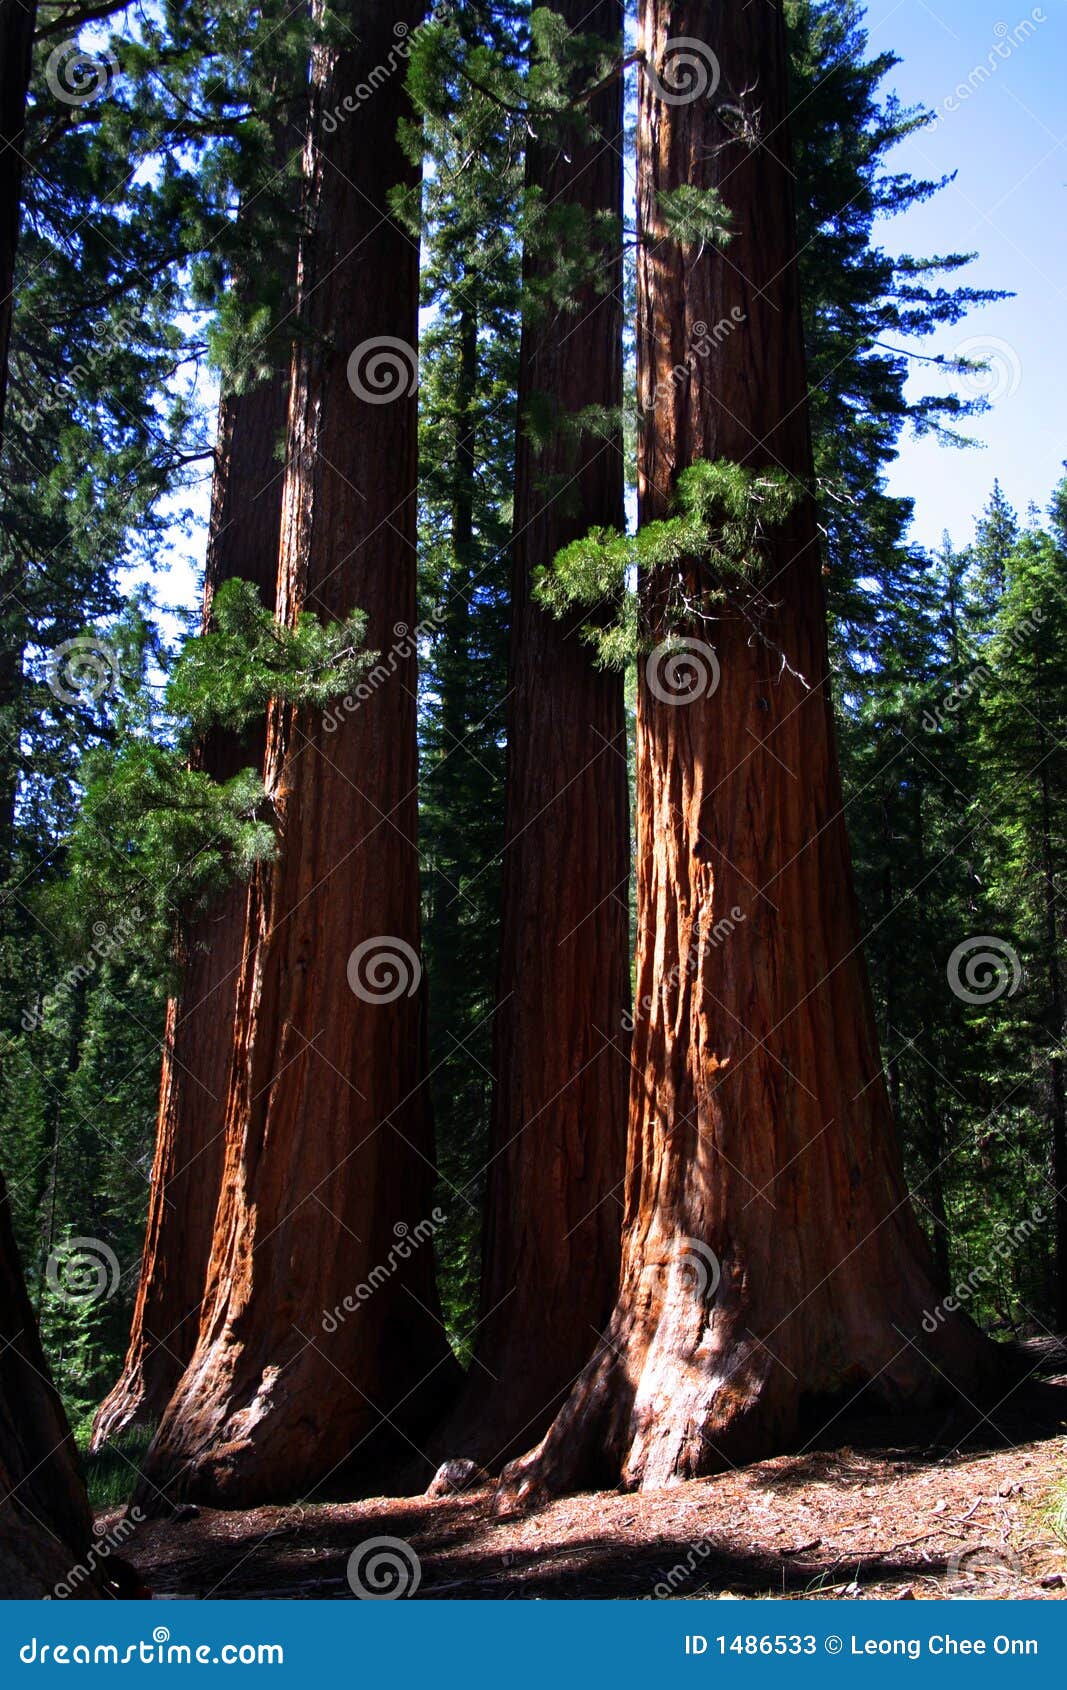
{"left": 534, "top": 457, "right": 802, "bottom": 669}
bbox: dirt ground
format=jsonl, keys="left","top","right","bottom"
{"left": 112, "top": 1372, "right": 1067, "bottom": 1601}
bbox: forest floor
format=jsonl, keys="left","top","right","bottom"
{"left": 111, "top": 1349, "right": 1067, "bottom": 1602}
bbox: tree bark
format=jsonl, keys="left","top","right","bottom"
{"left": 138, "top": 0, "right": 456, "bottom": 1509}
{"left": 91, "top": 369, "right": 289, "bottom": 1452}
{"left": 0, "top": 1172, "right": 105, "bottom": 1597}
{"left": 447, "top": 0, "right": 630, "bottom": 1466}
{"left": 500, "top": 0, "right": 996, "bottom": 1505}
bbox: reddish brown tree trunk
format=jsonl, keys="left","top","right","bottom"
{"left": 500, "top": 0, "right": 995, "bottom": 1504}
{"left": 91, "top": 370, "right": 289, "bottom": 1452}
{"left": 445, "top": 0, "right": 630, "bottom": 1468}
{"left": 138, "top": 0, "right": 455, "bottom": 1509}
{"left": 0, "top": 1173, "right": 104, "bottom": 1596}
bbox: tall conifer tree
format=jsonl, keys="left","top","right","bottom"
{"left": 502, "top": 0, "right": 994, "bottom": 1502}
{"left": 140, "top": 0, "right": 457, "bottom": 1508}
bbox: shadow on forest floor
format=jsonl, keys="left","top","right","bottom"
{"left": 106, "top": 1362, "right": 1067, "bottom": 1601}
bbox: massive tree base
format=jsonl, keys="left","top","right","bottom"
{"left": 91, "top": 905, "right": 244, "bottom": 1453}
{"left": 0, "top": 1512, "right": 105, "bottom": 1600}
{"left": 0, "top": 1176, "right": 106, "bottom": 1596}
{"left": 426, "top": 1335, "right": 596, "bottom": 1477}
{"left": 496, "top": 1242, "right": 1004, "bottom": 1511}
{"left": 135, "top": 1316, "right": 457, "bottom": 1511}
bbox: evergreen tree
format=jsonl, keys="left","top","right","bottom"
{"left": 976, "top": 497, "right": 1067, "bottom": 1328}
{"left": 786, "top": 0, "right": 1007, "bottom": 663}
{"left": 503, "top": 0, "right": 995, "bottom": 1505}
{"left": 140, "top": 0, "right": 458, "bottom": 1510}
{"left": 403, "top": 0, "right": 525, "bottom": 1353}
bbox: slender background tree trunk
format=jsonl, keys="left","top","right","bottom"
{"left": 501, "top": 0, "right": 995, "bottom": 1505}
{"left": 452, "top": 0, "right": 631, "bottom": 1467}
{"left": 138, "top": 0, "right": 456, "bottom": 1509}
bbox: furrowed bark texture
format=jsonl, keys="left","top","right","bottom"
{"left": 0, "top": 1174, "right": 104, "bottom": 1596}
{"left": 458, "top": 0, "right": 631, "bottom": 1465}
{"left": 500, "top": 0, "right": 996, "bottom": 1504}
{"left": 91, "top": 370, "right": 289, "bottom": 1453}
{"left": 138, "top": 0, "right": 455, "bottom": 1508}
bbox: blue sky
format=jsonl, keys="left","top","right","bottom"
{"left": 872, "top": 0, "right": 1066, "bottom": 546}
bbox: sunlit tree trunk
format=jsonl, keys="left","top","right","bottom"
{"left": 91, "top": 365, "right": 289, "bottom": 1452}
{"left": 501, "top": 0, "right": 995, "bottom": 1504}
{"left": 139, "top": 0, "right": 456, "bottom": 1509}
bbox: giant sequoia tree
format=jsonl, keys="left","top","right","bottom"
{"left": 93, "top": 41, "right": 303, "bottom": 1447}
{"left": 500, "top": 0, "right": 996, "bottom": 1502}
{"left": 0, "top": 1176, "right": 105, "bottom": 1595}
{"left": 139, "top": 0, "right": 455, "bottom": 1507}
{"left": 92, "top": 359, "right": 291, "bottom": 1451}
{"left": 456, "top": 0, "right": 631, "bottom": 1463}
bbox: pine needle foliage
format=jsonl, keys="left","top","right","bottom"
{"left": 535, "top": 459, "right": 801, "bottom": 667}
